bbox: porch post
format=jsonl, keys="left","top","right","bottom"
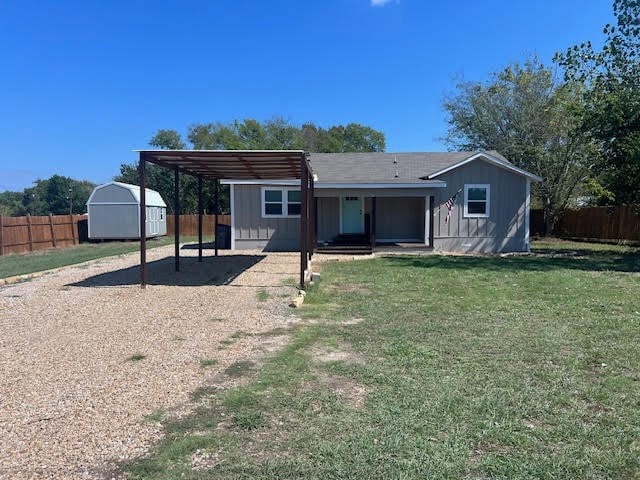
{"left": 198, "top": 175, "right": 203, "bottom": 262}
{"left": 174, "top": 167, "right": 180, "bottom": 272}
{"left": 139, "top": 153, "right": 147, "bottom": 288}
{"left": 429, "top": 195, "right": 435, "bottom": 248}
{"left": 300, "top": 158, "right": 308, "bottom": 288}
{"left": 370, "top": 196, "right": 376, "bottom": 249}
{"left": 424, "top": 195, "right": 429, "bottom": 246}
{"left": 308, "top": 174, "right": 315, "bottom": 260}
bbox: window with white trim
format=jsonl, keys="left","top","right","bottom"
{"left": 464, "top": 184, "right": 490, "bottom": 218}
{"left": 261, "top": 187, "right": 301, "bottom": 218}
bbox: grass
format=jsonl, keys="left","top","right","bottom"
{"left": 257, "top": 288, "right": 270, "bottom": 302}
{"left": 0, "top": 236, "right": 200, "bottom": 279}
{"left": 122, "top": 239, "right": 640, "bottom": 479}
{"left": 126, "top": 353, "right": 146, "bottom": 362}
{"left": 200, "top": 358, "right": 219, "bottom": 368}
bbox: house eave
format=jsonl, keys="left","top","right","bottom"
{"left": 221, "top": 179, "right": 447, "bottom": 189}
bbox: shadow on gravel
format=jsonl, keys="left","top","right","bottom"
{"left": 69, "top": 254, "right": 266, "bottom": 287}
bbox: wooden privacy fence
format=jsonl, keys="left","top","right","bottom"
{"left": 531, "top": 205, "right": 640, "bottom": 242}
{"left": 166, "top": 214, "right": 231, "bottom": 236}
{"left": 0, "top": 214, "right": 83, "bottom": 255}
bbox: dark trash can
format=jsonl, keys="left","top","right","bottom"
{"left": 215, "top": 224, "right": 231, "bottom": 249}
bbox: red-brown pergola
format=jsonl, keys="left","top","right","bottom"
{"left": 136, "top": 150, "right": 315, "bottom": 288}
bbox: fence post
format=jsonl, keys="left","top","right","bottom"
{"left": 49, "top": 213, "right": 57, "bottom": 248}
{"left": 70, "top": 214, "right": 77, "bottom": 245}
{"left": 26, "top": 214, "right": 33, "bottom": 251}
{"left": 0, "top": 214, "right": 4, "bottom": 255}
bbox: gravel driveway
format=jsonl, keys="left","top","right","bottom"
{"left": 0, "top": 245, "right": 301, "bottom": 479}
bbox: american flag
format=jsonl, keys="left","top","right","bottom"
{"left": 444, "top": 189, "right": 462, "bottom": 223}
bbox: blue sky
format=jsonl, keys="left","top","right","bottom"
{"left": 0, "top": 0, "right": 613, "bottom": 192}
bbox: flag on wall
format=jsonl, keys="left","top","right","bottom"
{"left": 444, "top": 188, "right": 462, "bottom": 223}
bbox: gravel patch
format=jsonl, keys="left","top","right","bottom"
{"left": 0, "top": 245, "right": 301, "bottom": 479}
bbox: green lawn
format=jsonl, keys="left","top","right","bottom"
{"left": 124, "top": 240, "right": 640, "bottom": 479}
{"left": 0, "top": 236, "right": 201, "bottom": 279}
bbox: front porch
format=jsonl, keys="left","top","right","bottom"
{"left": 314, "top": 193, "right": 436, "bottom": 254}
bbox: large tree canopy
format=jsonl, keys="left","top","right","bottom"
{"left": 555, "top": 0, "right": 640, "bottom": 205}
{"left": 443, "top": 57, "right": 600, "bottom": 231}
{"left": 115, "top": 118, "right": 386, "bottom": 213}
{"left": 0, "top": 175, "right": 95, "bottom": 216}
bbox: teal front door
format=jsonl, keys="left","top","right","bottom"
{"left": 341, "top": 196, "right": 363, "bottom": 234}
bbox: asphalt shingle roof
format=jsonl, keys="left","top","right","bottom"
{"left": 309, "top": 151, "right": 508, "bottom": 184}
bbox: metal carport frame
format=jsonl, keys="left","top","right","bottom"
{"left": 136, "top": 150, "right": 314, "bottom": 289}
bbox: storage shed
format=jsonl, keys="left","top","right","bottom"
{"left": 87, "top": 182, "right": 167, "bottom": 239}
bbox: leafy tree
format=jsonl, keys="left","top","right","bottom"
{"left": 0, "top": 175, "right": 95, "bottom": 216}
{"left": 0, "top": 191, "right": 26, "bottom": 216}
{"left": 116, "top": 118, "right": 386, "bottom": 213}
{"left": 554, "top": 0, "right": 640, "bottom": 204}
{"left": 443, "top": 57, "right": 600, "bottom": 233}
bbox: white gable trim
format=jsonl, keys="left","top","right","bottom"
{"left": 426, "top": 152, "right": 542, "bottom": 182}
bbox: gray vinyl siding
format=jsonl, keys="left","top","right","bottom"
{"left": 233, "top": 185, "right": 300, "bottom": 251}
{"left": 88, "top": 204, "right": 166, "bottom": 239}
{"left": 433, "top": 161, "right": 528, "bottom": 253}
{"left": 88, "top": 204, "right": 139, "bottom": 239}
{"left": 374, "top": 197, "right": 424, "bottom": 241}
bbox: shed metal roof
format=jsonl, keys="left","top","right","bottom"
{"left": 87, "top": 181, "right": 167, "bottom": 207}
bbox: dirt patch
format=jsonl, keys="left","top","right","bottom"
{"left": 315, "top": 372, "right": 369, "bottom": 408}
{"left": 306, "top": 341, "right": 367, "bottom": 365}
{"left": 325, "top": 283, "right": 371, "bottom": 294}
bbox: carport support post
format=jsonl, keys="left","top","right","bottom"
{"left": 308, "top": 175, "right": 315, "bottom": 260}
{"left": 214, "top": 179, "right": 219, "bottom": 257}
{"left": 139, "top": 154, "right": 147, "bottom": 288}
{"left": 300, "top": 159, "right": 308, "bottom": 288}
{"left": 198, "top": 175, "right": 203, "bottom": 262}
{"left": 174, "top": 167, "right": 180, "bottom": 272}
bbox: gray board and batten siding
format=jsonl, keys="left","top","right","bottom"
{"left": 432, "top": 160, "right": 529, "bottom": 253}
{"left": 232, "top": 184, "right": 300, "bottom": 251}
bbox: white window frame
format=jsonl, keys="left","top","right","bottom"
{"left": 261, "top": 186, "right": 301, "bottom": 218}
{"left": 464, "top": 184, "right": 490, "bottom": 218}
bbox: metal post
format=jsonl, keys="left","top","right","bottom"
{"left": 300, "top": 159, "right": 308, "bottom": 288}
{"left": 139, "top": 154, "right": 147, "bottom": 288}
{"left": 308, "top": 175, "right": 314, "bottom": 260}
{"left": 174, "top": 167, "right": 180, "bottom": 272}
{"left": 198, "top": 175, "right": 203, "bottom": 262}
{"left": 214, "top": 179, "right": 219, "bottom": 257}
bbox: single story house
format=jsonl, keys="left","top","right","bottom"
{"left": 221, "top": 151, "right": 542, "bottom": 254}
